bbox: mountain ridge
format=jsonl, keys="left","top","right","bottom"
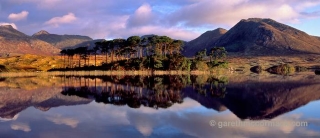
{"left": 183, "top": 28, "right": 227, "bottom": 56}
{"left": 214, "top": 18, "right": 320, "bottom": 55}
{"left": 0, "top": 25, "right": 60, "bottom": 55}
{"left": 184, "top": 18, "right": 320, "bottom": 56}
{"left": 32, "top": 30, "right": 93, "bottom": 49}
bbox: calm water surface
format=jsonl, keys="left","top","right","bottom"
{"left": 0, "top": 74, "right": 319, "bottom": 138}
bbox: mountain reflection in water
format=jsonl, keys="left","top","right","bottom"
{"left": 0, "top": 74, "right": 319, "bottom": 137}
{"left": 57, "top": 75, "right": 320, "bottom": 120}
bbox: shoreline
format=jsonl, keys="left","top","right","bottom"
{"left": 0, "top": 70, "right": 217, "bottom": 77}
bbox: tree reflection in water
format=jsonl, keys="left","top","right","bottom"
{"left": 61, "top": 75, "right": 228, "bottom": 109}
{"left": 191, "top": 75, "right": 228, "bottom": 98}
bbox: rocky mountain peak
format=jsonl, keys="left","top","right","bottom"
{"left": 216, "top": 28, "right": 228, "bottom": 33}
{"left": 33, "top": 30, "right": 50, "bottom": 36}
{"left": 0, "top": 25, "right": 14, "bottom": 29}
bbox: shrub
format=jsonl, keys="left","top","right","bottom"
{"left": 193, "top": 61, "right": 209, "bottom": 71}
{"left": 267, "top": 64, "right": 295, "bottom": 75}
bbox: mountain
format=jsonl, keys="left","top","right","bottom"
{"left": 65, "top": 39, "right": 105, "bottom": 50}
{"left": 0, "top": 25, "right": 60, "bottom": 55}
{"left": 183, "top": 18, "right": 320, "bottom": 56}
{"left": 32, "top": 30, "right": 93, "bottom": 49}
{"left": 214, "top": 18, "right": 320, "bottom": 55}
{"left": 183, "top": 28, "right": 227, "bottom": 56}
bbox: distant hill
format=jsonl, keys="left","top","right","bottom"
{"left": 214, "top": 18, "right": 320, "bottom": 55}
{"left": 64, "top": 39, "right": 105, "bottom": 50}
{"left": 0, "top": 25, "right": 60, "bottom": 55}
{"left": 32, "top": 30, "right": 93, "bottom": 49}
{"left": 183, "top": 28, "right": 227, "bottom": 56}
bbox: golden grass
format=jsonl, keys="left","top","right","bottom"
{"left": 0, "top": 54, "right": 64, "bottom": 71}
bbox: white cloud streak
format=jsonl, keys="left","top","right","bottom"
{"left": 8, "top": 11, "right": 29, "bottom": 21}
{"left": 168, "top": 0, "right": 313, "bottom": 27}
{"left": 47, "top": 115, "right": 79, "bottom": 128}
{"left": 45, "top": 13, "right": 77, "bottom": 27}
{"left": 11, "top": 123, "right": 31, "bottom": 132}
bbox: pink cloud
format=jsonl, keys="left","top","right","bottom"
{"left": 10, "top": 0, "right": 62, "bottom": 9}
{"left": 126, "top": 3, "right": 155, "bottom": 28}
{"left": 169, "top": 0, "right": 319, "bottom": 27}
{"left": 8, "top": 11, "right": 29, "bottom": 21}
{"left": 45, "top": 13, "right": 77, "bottom": 27}
{"left": 11, "top": 123, "right": 31, "bottom": 132}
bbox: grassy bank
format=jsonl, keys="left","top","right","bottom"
{"left": 1, "top": 54, "right": 320, "bottom": 76}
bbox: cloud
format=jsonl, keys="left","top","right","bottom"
{"left": 294, "top": 1, "right": 320, "bottom": 10}
{"left": 2, "top": 0, "right": 320, "bottom": 40}
{"left": 11, "top": 123, "right": 31, "bottom": 132}
{"left": 106, "top": 25, "right": 199, "bottom": 41}
{"left": 47, "top": 115, "right": 79, "bottom": 128}
{"left": 126, "top": 4, "right": 155, "bottom": 28}
{"left": 45, "top": 13, "right": 77, "bottom": 27}
{"left": 0, "top": 22, "right": 18, "bottom": 29}
{"left": 9, "top": 0, "right": 63, "bottom": 9}
{"left": 168, "top": 0, "right": 309, "bottom": 27}
{"left": 136, "top": 122, "right": 153, "bottom": 136}
{"left": 8, "top": 11, "right": 29, "bottom": 21}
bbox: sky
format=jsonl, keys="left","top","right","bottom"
{"left": 0, "top": 0, "right": 320, "bottom": 41}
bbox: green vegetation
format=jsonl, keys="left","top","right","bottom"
{"left": 192, "top": 47, "right": 228, "bottom": 71}
{"left": 52, "top": 35, "right": 228, "bottom": 72}
{"left": 267, "top": 64, "right": 296, "bottom": 75}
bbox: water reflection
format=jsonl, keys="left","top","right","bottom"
{"left": 60, "top": 75, "right": 229, "bottom": 110}
{"left": 59, "top": 75, "right": 320, "bottom": 121}
{"left": 0, "top": 75, "right": 319, "bottom": 137}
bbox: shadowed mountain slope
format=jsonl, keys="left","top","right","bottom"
{"left": 183, "top": 28, "right": 227, "bottom": 56}
{"left": 184, "top": 18, "right": 320, "bottom": 57}
{"left": 0, "top": 25, "right": 60, "bottom": 55}
{"left": 32, "top": 30, "right": 93, "bottom": 49}
{"left": 214, "top": 18, "right": 320, "bottom": 55}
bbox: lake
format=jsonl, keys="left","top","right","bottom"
{"left": 0, "top": 73, "right": 319, "bottom": 138}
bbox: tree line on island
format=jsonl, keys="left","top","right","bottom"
{"left": 55, "top": 35, "right": 227, "bottom": 71}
